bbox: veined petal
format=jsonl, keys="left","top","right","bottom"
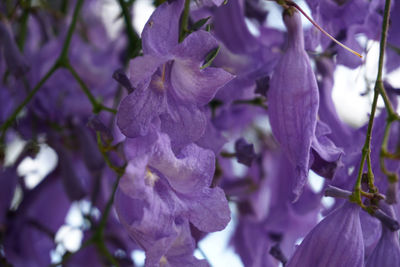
{"left": 117, "top": 87, "right": 166, "bottom": 138}
{"left": 185, "top": 187, "right": 231, "bottom": 232}
{"left": 310, "top": 121, "right": 343, "bottom": 179}
{"left": 268, "top": 11, "right": 319, "bottom": 199}
{"left": 171, "top": 58, "right": 234, "bottom": 106}
{"left": 148, "top": 133, "right": 215, "bottom": 194}
{"left": 129, "top": 54, "right": 169, "bottom": 90}
{"left": 212, "top": 0, "right": 258, "bottom": 53}
{"left": 115, "top": 186, "right": 178, "bottom": 265}
{"left": 141, "top": 0, "right": 184, "bottom": 56}
{"left": 162, "top": 221, "right": 209, "bottom": 267}
{"left": 160, "top": 99, "right": 207, "bottom": 151}
{"left": 171, "top": 30, "right": 219, "bottom": 62}
{"left": 287, "top": 202, "right": 364, "bottom": 267}
{"left": 366, "top": 204, "right": 400, "bottom": 267}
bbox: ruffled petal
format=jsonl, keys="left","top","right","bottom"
{"left": 129, "top": 54, "right": 168, "bottom": 90}
{"left": 148, "top": 133, "right": 215, "bottom": 194}
{"left": 160, "top": 99, "right": 207, "bottom": 151}
{"left": 310, "top": 121, "right": 343, "bottom": 179}
{"left": 117, "top": 87, "right": 166, "bottom": 138}
{"left": 171, "top": 58, "right": 234, "bottom": 105}
{"left": 141, "top": 0, "right": 184, "bottom": 56}
{"left": 185, "top": 187, "right": 231, "bottom": 232}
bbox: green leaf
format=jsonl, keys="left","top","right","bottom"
{"left": 201, "top": 46, "right": 220, "bottom": 69}
{"left": 388, "top": 43, "right": 400, "bottom": 55}
{"left": 190, "top": 16, "right": 211, "bottom": 31}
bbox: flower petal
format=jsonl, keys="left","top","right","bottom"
{"left": 268, "top": 11, "right": 319, "bottom": 199}
{"left": 160, "top": 99, "right": 207, "bottom": 151}
{"left": 129, "top": 54, "right": 168, "bottom": 90}
{"left": 171, "top": 58, "right": 234, "bottom": 105}
{"left": 287, "top": 202, "right": 364, "bottom": 267}
{"left": 141, "top": 0, "right": 184, "bottom": 56}
{"left": 186, "top": 187, "right": 231, "bottom": 232}
{"left": 117, "top": 87, "right": 166, "bottom": 138}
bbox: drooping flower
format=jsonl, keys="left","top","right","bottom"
{"left": 366, "top": 203, "right": 400, "bottom": 267}
{"left": 286, "top": 202, "right": 364, "bottom": 267}
{"left": 268, "top": 9, "right": 319, "bottom": 199}
{"left": 117, "top": 0, "right": 233, "bottom": 152}
{"left": 0, "top": 19, "right": 29, "bottom": 77}
{"left": 115, "top": 131, "right": 230, "bottom": 265}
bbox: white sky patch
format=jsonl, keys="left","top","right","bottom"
{"left": 198, "top": 203, "right": 243, "bottom": 267}
{"left": 265, "top": 0, "right": 312, "bottom": 30}
{"left": 321, "top": 196, "right": 335, "bottom": 209}
{"left": 294, "top": 237, "right": 304, "bottom": 246}
{"left": 308, "top": 171, "right": 324, "bottom": 193}
{"left": 133, "top": 0, "right": 156, "bottom": 35}
{"left": 65, "top": 202, "right": 85, "bottom": 228}
{"left": 245, "top": 18, "right": 261, "bottom": 37}
{"left": 387, "top": 67, "right": 400, "bottom": 87}
{"left": 17, "top": 143, "right": 58, "bottom": 189}
{"left": 132, "top": 250, "right": 146, "bottom": 266}
{"left": 55, "top": 225, "right": 83, "bottom": 252}
{"left": 4, "top": 136, "right": 26, "bottom": 166}
{"left": 332, "top": 41, "right": 384, "bottom": 127}
{"left": 101, "top": 0, "right": 124, "bottom": 39}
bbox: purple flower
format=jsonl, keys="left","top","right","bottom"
{"left": 116, "top": 131, "right": 230, "bottom": 265}
{"left": 0, "top": 19, "right": 29, "bottom": 77}
{"left": 211, "top": 0, "right": 282, "bottom": 102}
{"left": 268, "top": 10, "right": 319, "bottom": 199}
{"left": 366, "top": 204, "right": 400, "bottom": 267}
{"left": 117, "top": 0, "right": 233, "bottom": 151}
{"left": 310, "top": 121, "right": 343, "bottom": 180}
{"left": 4, "top": 175, "right": 71, "bottom": 267}
{"left": 286, "top": 202, "right": 364, "bottom": 267}
{"left": 305, "top": 0, "right": 369, "bottom": 63}
{"left": 0, "top": 167, "right": 18, "bottom": 225}
{"left": 232, "top": 218, "right": 276, "bottom": 267}
{"left": 235, "top": 138, "right": 257, "bottom": 167}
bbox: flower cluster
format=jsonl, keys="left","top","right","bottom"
{"left": 0, "top": 0, "right": 400, "bottom": 266}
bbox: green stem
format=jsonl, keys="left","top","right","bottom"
{"left": 366, "top": 153, "right": 376, "bottom": 192}
{"left": 64, "top": 62, "right": 116, "bottom": 114}
{"left": 64, "top": 62, "right": 98, "bottom": 109}
{"left": 376, "top": 81, "right": 399, "bottom": 120}
{"left": 59, "top": 0, "right": 84, "bottom": 61}
{"left": 0, "top": 63, "right": 58, "bottom": 141}
{"left": 96, "top": 132, "right": 125, "bottom": 175}
{"left": 61, "top": 0, "right": 69, "bottom": 15}
{"left": 0, "top": 0, "right": 85, "bottom": 141}
{"left": 17, "top": 0, "right": 31, "bottom": 51}
{"left": 94, "top": 239, "right": 120, "bottom": 267}
{"left": 380, "top": 119, "right": 399, "bottom": 182}
{"left": 351, "top": 0, "right": 393, "bottom": 206}
{"left": 98, "top": 175, "right": 122, "bottom": 231}
{"left": 374, "top": 0, "right": 400, "bottom": 121}
{"left": 116, "top": 0, "right": 141, "bottom": 58}
{"left": 179, "top": 0, "right": 191, "bottom": 42}
{"left": 92, "top": 173, "right": 123, "bottom": 267}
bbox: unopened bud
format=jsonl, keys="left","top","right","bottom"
{"left": 374, "top": 208, "right": 400, "bottom": 232}
{"left": 324, "top": 185, "right": 352, "bottom": 199}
